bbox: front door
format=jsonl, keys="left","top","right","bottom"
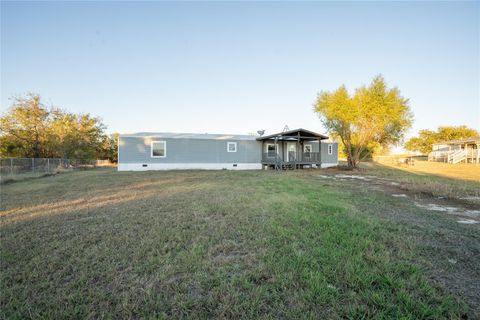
{"left": 287, "top": 143, "right": 296, "bottom": 162}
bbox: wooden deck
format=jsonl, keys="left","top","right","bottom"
{"left": 261, "top": 152, "right": 322, "bottom": 169}
{"left": 428, "top": 149, "right": 480, "bottom": 164}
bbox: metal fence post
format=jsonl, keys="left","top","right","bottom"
{"left": 10, "top": 158, "right": 13, "bottom": 176}
{"left": 32, "top": 158, "right": 35, "bottom": 174}
{"left": 47, "top": 158, "right": 50, "bottom": 173}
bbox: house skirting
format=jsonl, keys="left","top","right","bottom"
{"left": 118, "top": 163, "right": 263, "bottom": 171}
{"left": 321, "top": 163, "right": 337, "bottom": 168}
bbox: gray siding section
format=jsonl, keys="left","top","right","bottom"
{"left": 304, "top": 141, "right": 338, "bottom": 163}
{"left": 320, "top": 142, "right": 339, "bottom": 164}
{"left": 119, "top": 136, "right": 262, "bottom": 164}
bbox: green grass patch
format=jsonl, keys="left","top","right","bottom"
{"left": 0, "top": 169, "right": 468, "bottom": 318}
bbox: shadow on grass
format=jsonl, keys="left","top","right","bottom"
{"left": 0, "top": 180, "right": 210, "bottom": 225}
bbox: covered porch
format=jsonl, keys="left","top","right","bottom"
{"left": 256, "top": 128, "right": 329, "bottom": 170}
{"left": 428, "top": 138, "right": 480, "bottom": 164}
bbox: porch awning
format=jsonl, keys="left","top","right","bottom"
{"left": 256, "top": 128, "right": 329, "bottom": 141}
{"left": 433, "top": 137, "right": 480, "bottom": 146}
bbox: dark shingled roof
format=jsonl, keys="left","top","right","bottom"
{"left": 433, "top": 137, "right": 480, "bottom": 145}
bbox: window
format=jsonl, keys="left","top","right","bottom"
{"left": 328, "top": 144, "right": 333, "bottom": 155}
{"left": 304, "top": 144, "right": 312, "bottom": 158}
{"left": 151, "top": 141, "right": 166, "bottom": 158}
{"left": 266, "top": 144, "right": 277, "bottom": 157}
{"left": 227, "top": 142, "right": 237, "bottom": 152}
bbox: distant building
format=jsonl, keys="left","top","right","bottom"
{"left": 428, "top": 138, "right": 480, "bottom": 164}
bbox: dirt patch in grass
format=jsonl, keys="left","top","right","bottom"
{"left": 321, "top": 171, "right": 480, "bottom": 222}
{"left": 368, "top": 162, "right": 480, "bottom": 201}
{"left": 312, "top": 169, "right": 480, "bottom": 317}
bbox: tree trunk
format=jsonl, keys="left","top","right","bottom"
{"left": 345, "top": 145, "right": 359, "bottom": 168}
{"left": 347, "top": 154, "right": 358, "bottom": 168}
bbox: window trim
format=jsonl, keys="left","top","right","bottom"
{"left": 151, "top": 141, "right": 167, "bottom": 158}
{"left": 328, "top": 144, "right": 333, "bottom": 155}
{"left": 227, "top": 142, "right": 237, "bottom": 153}
{"left": 266, "top": 143, "right": 278, "bottom": 158}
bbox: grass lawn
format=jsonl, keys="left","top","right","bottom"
{"left": 1, "top": 167, "right": 478, "bottom": 319}
{"left": 362, "top": 160, "right": 480, "bottom": 202}
{"left": 374, "top": 157, "right": 480, "bottom": 182}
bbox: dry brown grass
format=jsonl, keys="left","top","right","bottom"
{"left": 375, "top": 157, "right": 480, "bottom": 181}
{"left": 353, "top": 160, "right": 480, "bottom": 203}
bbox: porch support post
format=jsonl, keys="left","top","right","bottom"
{"left": 261, "top": 140, "right": 264, "bottom": 169}
{"left": 274, "top": 137, "right": 278, "bottom": 170}
{"left": 477, "top": 143, "right": 479, "bottom": 165}
{"left": 318, "top": 138, "right": 322, "bottom": 168}
{"left": 296, "top": 132, "right": 300, "bottom": 169}
{"left": 300, "top": 141, "right": 304, "bottom": 163}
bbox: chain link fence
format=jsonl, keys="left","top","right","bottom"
{"left": 0, "top": 158, "right": 102, "bottom": 182}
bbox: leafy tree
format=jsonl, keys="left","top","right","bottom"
{"left": 436, "top": 126, "right": 479, "bottom": 141}
{"left": 0, "top": 94, "right": 51, "bottom": 157}
{"left": 0, "top": 93, "right": 115, "bottom": 160}
{"left": 314, "top": 75, "right": 413, "bottom": 168}
{"left": 97, "top": 133, "right": 119, "bottom": 162}
{"left": 405, "top": 126, "right": 479, "bottom": 154}
{"left": 47, "top": 109, "right": 78, "bottom": 158}
{"left": 48, "top": 111, "right": 107, "bottom": 159}
{"left": 404, "top": 130, "right": 436, "bottom": 155}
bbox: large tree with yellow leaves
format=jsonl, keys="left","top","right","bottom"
{"left": 314, "top": 75, "right": 413, "bottom": 168}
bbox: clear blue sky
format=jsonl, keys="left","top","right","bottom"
{"left": 1, "top": 1, "right": 479, "bottom": 137}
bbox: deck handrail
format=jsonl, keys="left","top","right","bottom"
{"left": 448, "top": 150, "right": 466, "bottom": 164}
{"left": 261, "top": 152, "right": 321, "bottom": 163}
{"left": 428, "top": 149, "right": 479, "bottom": 163}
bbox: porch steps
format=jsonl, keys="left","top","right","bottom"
{"left": 274, "top": 160, "right": 295, "bottom": 170}
{"left": 448, "top": 150, "right": 467, "bottom": 164}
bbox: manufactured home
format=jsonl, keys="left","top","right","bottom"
{"left": 118, "top": 128, "right": 338, "bottom": 171}
{"left": 428, "top": 138, "right": 480, "bottom": 164}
